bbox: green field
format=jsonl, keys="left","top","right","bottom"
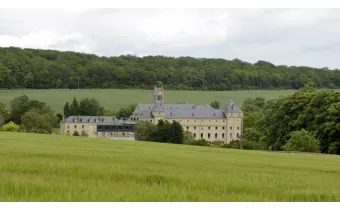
{"left": 0, "top": 89, "right": 296, "bottom": 113}
{"left": 1, "top": 132, "right": 340, "bottom": 201}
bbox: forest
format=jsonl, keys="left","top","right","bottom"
{"left": 1, "top": 47, "right": 340, "bottom": 90}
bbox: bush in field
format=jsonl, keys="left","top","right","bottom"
{"left": 18, "top": 124, "right": 27, "bottom": 133}
{"left": 183, "top": 131, "right": 195, "bottom": 145}
{"left": 283, "top": 129, "right": 319, "bottom": 153}
{"left": 211, "top": 140, "right": 224, "bottom": 146}
{"left": 227, "top": 140, "right": 241, "bottom": 149}
{"left": 241, "top": 140, "right": 257, "bottom": 150}
{"left": 81, "top": 131, "right": 89, "bottom": 137}
{"left": 73, "top": 131, "right": 80, "bottom": 136}
{"left": 2, "top": 121, "right": 19, "bottom": 132}
{"left": 190, "top": 139, "right": 210, "bottom": 147}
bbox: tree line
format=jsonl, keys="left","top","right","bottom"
{"left": 242, "top": 85, "right": 340, "bottom": 155}
{"left": 0, "top": 95, "right": 61, "bottom": 134}
{"left": 1, "top": 47, "right": 340, "bottom": 90}
{"left": 0, "top": 95, "right": 137, "bottom": 134}
{"left": 63, "top": 97, "right": 136, "bottom": 119}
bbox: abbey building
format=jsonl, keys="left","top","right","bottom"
{"left": 130, "top": 87, "right": 243, "bottom": 142}
{"left": 60, "top": 87, "right": 243, "bottom": 143}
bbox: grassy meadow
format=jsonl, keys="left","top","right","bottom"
{"left": 0, "top": 89, "right": 296, "bottom": 113}
{"left": 1, "top": 132, "right": 340, "bottom": 201}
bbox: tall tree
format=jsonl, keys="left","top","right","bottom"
{"left": 9, "top": 95, "right": 30, "bottom": 124}
{"left": 169, "top": 121, "right": 184, "bottom": 144}
{"left": 69, "top": 97, "right": 79, "bottom": 116}
{"left": 78, "top": 98, "right": 104, "bottom": 116}
{"left": 63, "top": 102, "right": 70, "bottom": 118}
{"left": 210, "top": 100, "right": 220, "bottom": 109}
{"left": 0, "top": 102, "right": 9, "bottom": 126}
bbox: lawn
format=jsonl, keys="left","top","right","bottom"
{"left": 0, "top": 89, "right": 296, "bottom": 113}
{"left": 0, "top": 132, "right": 340, "bottom": 201}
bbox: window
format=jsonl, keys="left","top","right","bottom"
{"left": 194, "top": 120, "right": 196, "bottom": 122}
{"left": 237, "top": 127, "right": 240, "bottom": 130}
{"left": 179, "top": 120, "right": 182, "bottom": 122}
{"left": 186, "top": 126, "right": 189, "bottom": 130}
{"left": 230, "top": 127, "right": 232, "bottom": 130}
{"left": 222, "top": 133, "right": 225, "bottom": 138}
{"left": 201, "top": 120, "right": 203, "bottom": 122}
{"left": 82, "top": 125, "right": 84, "bottom": 129}
{"left": 223, "top": 120, "right": 225, "bottom": 123}
{"left": 150, "top": 120, "right": 152, "bottom": 122}
{"left": 201, "top": 133, "right": 203, "bottom": 138}
{"left": 208, "top": 127, "right": 211, "bottom": 130}
{"left": 215, "top": 133, "right": 218, "bottom": 139}
{"left": 222, "top": 127, "right": 225, "bottom": 130}
{"left": 74, "top": 125, "right": 77, "bottom": 129}
{"left": 208, "top": 133, "right": 211, "bottom": 139}
{"left": 215, "top": 126, "right": 218, "bottom": 130}
{"left": 194, "top": 133, "right": 196, "bottom": 138}
{"left": 230, "top": 133, "right": 232, "bottom": 138}
{"left": 67, "top": 125, "right": 70, "bottom": 129}
{"left": 237, "top": 133, "right": 239, "bottom": 138}
{"left": 201, "top": 127, "right": 203, "bottom": 130}
{"left": 173, "top": 120, "right": 175, "bottom": 122}
{"left": 194, "top": 127, "right": 196, "bottom": 130}
{"left": 187, "top": 120, "right": 189, "bottom": 122}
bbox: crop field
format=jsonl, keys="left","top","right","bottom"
{"left": 0, "top": 89, "right": 296, "bottom": 112}
{"left": 0, "top": 132, "right": 340, "bottom": 201}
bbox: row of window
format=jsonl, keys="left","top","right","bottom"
{"left": 192, "top": 132, "right": 240, "bottom": 139}
{"left": 67, "top": 125, "right": 85, "bottom": 129}
{"left": 186, "top": 126, "right": 240, "bottom": 130}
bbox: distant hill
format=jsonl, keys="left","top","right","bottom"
{"left": 1, "top": 47, "right": 340, "bottom": 90}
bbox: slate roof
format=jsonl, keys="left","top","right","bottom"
{"left": 225, "top": 100, "right": 243, "bottom": 113}
{"left": 63, "top": 116, "right": 129, "bottom": 124}
{"left": 133, "top": 100, "right": 242, "bottom": 119}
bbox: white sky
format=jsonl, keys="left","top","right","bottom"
{"left": 1, "top": 8, "right": 340, "bottom": 69}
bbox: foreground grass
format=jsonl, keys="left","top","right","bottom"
{"left": 0, "top": 89, "right": 296, "bottom": 113}
{"left": 1, "top": 132, "right": 340, "bottom": 201}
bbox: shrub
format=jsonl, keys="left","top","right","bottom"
{"left": 18, "top": 124, "right": 27, "bottom": 133}
{"left": 81, "top": 131, "right": 89, "bottom": 137}
{"left": 190, "top": 139, "right": 210, "bottom": 147}
{"left": 328, "top": 142, "right": 340, "bottom": 155}
{"left": 2, "top": 121, "right": 19, "bottom": 132}
{"left": 73, "top": 131, "right": 80, "bottom": 136}
{"left": 241, "top": 140, "right": 257, "bottom": 150}
{"left": 211, "top": 140, "right": 224, "bottom": 146}
{"left": 283, "top": 129, "right": 319, "bottom": 153}
{"left": 183, "top": 131, "right": 195, "bottom": 145}
{"left": 29, "top": 127, "right": 49, "bottom": 134}
{"left": 227, "top": 140, "right": 241, "bottom": 149}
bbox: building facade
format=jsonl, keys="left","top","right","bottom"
{"left": 60, "top": 86, "right": 244, "bottom": 143}
{"left": 130, "top": 87, "right": 244, "bottom": 143}
{"left": 60, "top": 116, "right": 136, "bottom": 138}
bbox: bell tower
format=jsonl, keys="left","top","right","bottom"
{"left": 153, "top": 86, "right": 164, "bottom": 103}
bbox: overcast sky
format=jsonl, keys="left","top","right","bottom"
{"left": 0, "top": 8, "right": 340, "bottom": 69}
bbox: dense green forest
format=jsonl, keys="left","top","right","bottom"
{"left": 1, "top": 47, "right": 340, "bottom": 90}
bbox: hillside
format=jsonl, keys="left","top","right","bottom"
{"left": 1, "top": 132, "right": 340, "bottom": 201}
{"left": 0, "top": 89, "right": 296, "bottom": 113}
{"left": 1, "top": 47, "right": 340, "bottom": 90}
